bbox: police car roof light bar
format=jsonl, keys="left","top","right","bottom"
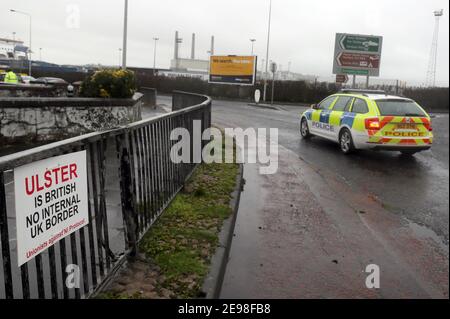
{"left": 340, "top": 89, "right": 387, "bottom": 96}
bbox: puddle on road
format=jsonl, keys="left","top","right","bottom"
{"left": 408, "top": 221, "right": 449, "bottom": 255}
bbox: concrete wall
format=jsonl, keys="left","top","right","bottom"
{"left": 0, "top": 83, "right": 62, "bottom": 97}
{"left": 139, "top": 87, "right": 157, "bottom": 108}
{"left": 0, "top": 93, "right": 143, "bottom": 144}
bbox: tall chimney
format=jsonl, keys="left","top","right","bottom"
{"left": 191, "top": 33, "right": 196, "bottom": 60}
{"left": 210, "top": 36, "right": 215, "bottom": 56}
{"left": 174, "top": 31, "right": 179, "bottom": 60}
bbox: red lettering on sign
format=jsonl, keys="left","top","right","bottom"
{"left": 61, "top": 165, "right": 69, "bottom": 183}
{"left": 24, "top": 163, "right": 79, "bottom": 196}
{"left": 70, "top": 164, "right": 78, "bottom": 179}
{"left": 44, "top": 170, "right": 52, "bottom": 188}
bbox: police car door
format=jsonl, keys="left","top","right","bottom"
{"left": 310, "top": 96, "right": 337, "bottom": 138}
{"left": 329, "top": 96, "right": 354, "bottom": 141}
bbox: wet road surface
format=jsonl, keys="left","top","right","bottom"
{"left": 205, "top": 98, "right": 449, "bottom": 298}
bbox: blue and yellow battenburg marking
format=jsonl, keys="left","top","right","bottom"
{"left": 304, "top": 109, "right": 356, "bottom": 128}
{"left": 304, "top": 109, "right": 313, "bottom": 120}
{"left": 339, "top": 112, "right": 356, "bottom": 127}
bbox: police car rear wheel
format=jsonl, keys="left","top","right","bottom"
{"left": 339, "top": 129, "right": 355, "bottom": 154}
{"left": 300, "top": 118, "right": 311, "bottom": 139}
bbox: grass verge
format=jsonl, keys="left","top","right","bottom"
{"left": 99, "top": 134, "right": 239, "bottom": 298}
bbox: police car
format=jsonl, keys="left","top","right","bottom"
{"left": 300, "top": 90, "right": 433, "bottom": 155}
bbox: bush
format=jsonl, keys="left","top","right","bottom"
{"left": 79, "top": 69, "right": 136, "bottom": 98}
{"left": 403, "top": 87, "right": 449, "bottom": 112}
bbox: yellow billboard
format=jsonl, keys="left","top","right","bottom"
{"left": 209, "top": 55, "right": 257, "bottom": 85}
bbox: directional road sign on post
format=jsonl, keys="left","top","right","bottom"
{"left": 339, "top": 34, "right": 382, "bottom": 53}
{"left": 333, "top": 33, "right": 383, "bottom": 77}
{"left": 336, "top": 74, "right": 349, "bottom": 84}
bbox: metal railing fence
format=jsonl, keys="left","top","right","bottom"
{"left": 0, "top": 91, "right": 211, "bottom": 298}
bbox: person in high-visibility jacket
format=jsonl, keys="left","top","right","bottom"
{"left": 4, "top": 69, "right": 18, "bottom": 84}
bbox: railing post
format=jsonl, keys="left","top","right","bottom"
{"left": 0, "top": 172, "right": 13, "bottom": 299}
{"left": 116, "top": 132, "right": 138, "bottom": 258}
{"left": 202, "top": 100, "right": 212, "bottom": 150}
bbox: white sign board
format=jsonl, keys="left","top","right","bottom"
{"left": 14, "top": 151, "right": 89, "bottom": 266}
{"left": 254, "top": 89, "right": 261, "bottom": 104}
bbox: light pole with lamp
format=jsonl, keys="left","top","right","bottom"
{"left": 10, "top": 9, "right": 32, "bottom": 76}
{"left": 270, "top": 61, "right": 277, "bottom": 106}
{"left": 152, "top": 37, "right": 159, "bottom": 75}
{"left": 12, "top": 32, "right": 16, "bottom": 56}
{"left": 250, "top": 39, "right": 256, "bottom": 55}
{"left": 263, "top": 0, "right": 272, "bottom": 102}
{"left": 122, "top": 0, "right": 128, "bottom": 69}
{"left": 118, "top": 48, "right": 122, "bottom": 68}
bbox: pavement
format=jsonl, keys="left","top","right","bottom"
{"left": 179, "top": 97, "right": 449, "bottom": 299}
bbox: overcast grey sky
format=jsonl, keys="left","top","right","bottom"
{"left": 1, "top": 0, "right": 449, "bottom": 86}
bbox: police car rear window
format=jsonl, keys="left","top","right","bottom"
{"left": 352, "top": 98, "right": 369, "bottom": 114}
{"left": 376, "top": 100, "right": 426, "bottom": 117}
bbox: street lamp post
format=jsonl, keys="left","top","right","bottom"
{"left": 153, "top": 37, "right": 159, "bottom": 76}
{"left": 250, "top": 39, "right": 256, "bottom": 55}
{"left": 270, "top": 61, "right": 277, "bottom": 106}
{"left": 12, "top": 32, "right": 16, "bottom": 55}
{"left": 10, "top": 9, "right": 32, "bottom": 76}
{"left": 263, "top": 0, "right": 272, "bottom": 102}
{"left": 118, "top": 48, "right": 122, "bottom": 68}
{"left": 122, "top": 0, "right": 128, "bottom": 69}
{"left": 39, "top": 48, "right": 42, "bottom": 61}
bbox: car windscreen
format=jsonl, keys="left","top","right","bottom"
{"left": 375, "top": 99, "right": 426, "bottom": 117}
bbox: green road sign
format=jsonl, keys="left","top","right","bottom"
{"left": 340, "top": 35, "right": 381, "bottom": 53}
{"left": 333, "top": 33, "right": 383, "bottom": 76}
{"left": 340, "top": 68, "right": 369, "bottom": 75}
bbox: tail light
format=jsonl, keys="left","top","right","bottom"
{"left": 423, "top": 121, "right": 433, "bottom": 131}
{"left": 365, "top": 118, "right": 381, "bottom": 130}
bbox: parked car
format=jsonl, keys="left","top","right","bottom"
{"left": 18, "top": 74, "right": 37, "bottom": 84}
{"left": 34, "top": 77, "right": 76, "bottom": 97}
{"left": 34, "top": 77, "right": 69, "bottom": 85}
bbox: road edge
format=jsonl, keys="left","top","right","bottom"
{"left": 248, "top": 103, "right": 280, "bottom": 110}
{"left": 201, "top": 163, "right": 244, "bottom": 299}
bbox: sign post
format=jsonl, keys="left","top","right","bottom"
{"left": 270, "top": 62, "right": 277, "bottom": 106}
{"left": 14, "top": 151, "right": 89, "bottom": 266}
{"left": 333, "top": 33, "right": 383, "bottom": 87}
